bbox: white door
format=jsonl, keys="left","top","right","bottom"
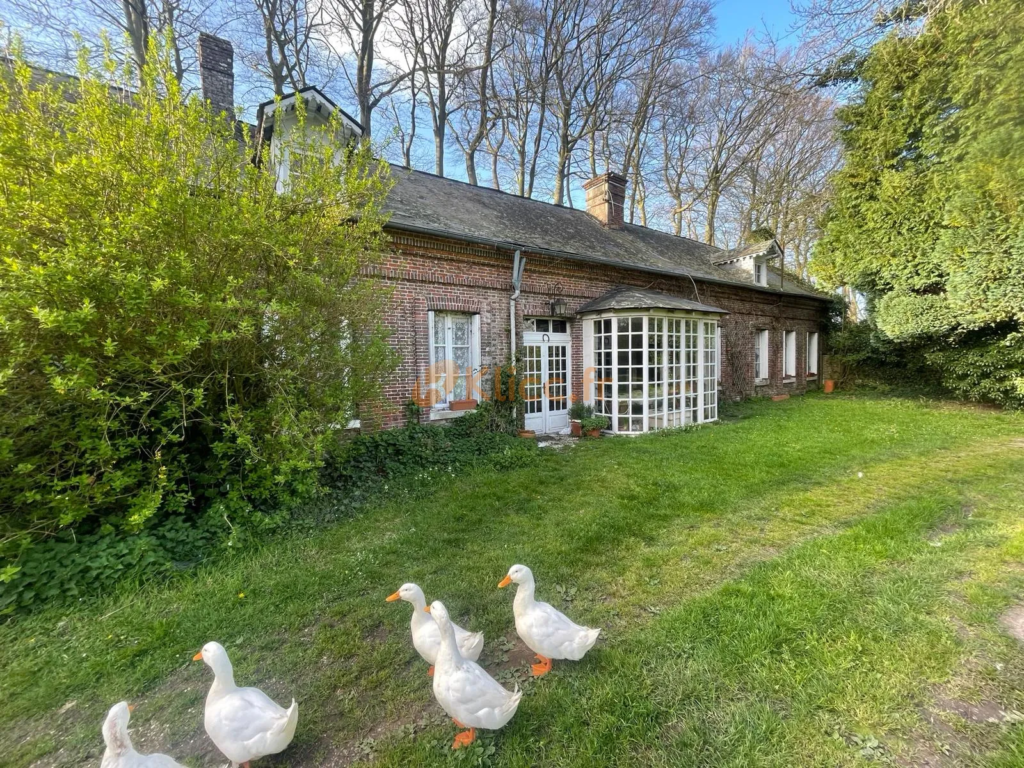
{"left": 522, "top": 331, "right": 570, "bottom": 434}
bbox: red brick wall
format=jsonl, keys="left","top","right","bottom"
{"left": 361, "top": 231, "right": 828, "bottom": 429}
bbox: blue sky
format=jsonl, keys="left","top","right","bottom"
{"left": 712, "top": 0, "right": 799, "bottom": 47}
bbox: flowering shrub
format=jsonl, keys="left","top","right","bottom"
{"left": 0, "top": 40, "right": 396, "bottom": 611}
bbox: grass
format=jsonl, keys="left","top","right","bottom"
{"left": 1, "top": 392, "right": 1024, "bottom": 767}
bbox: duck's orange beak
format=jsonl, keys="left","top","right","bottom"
{"left": 127, "top": 704, "right": 135, "bottom": 712}
{"left": 498, "top": 575, "right": 512, "bottom": 588}
{"left": 423, "top": 605, "right": 431, "bottom": 613}
{"left": 386, "top": 591, "right": 401, "bottom": 602}
{"left": 192, "top": 651, "right": 203, "bottom": 661}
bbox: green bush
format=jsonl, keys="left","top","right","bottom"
{"left": 827, "top": 322, "right": 931, "bottom": 386}
{"left": 568, "top": 402, "right": 594, "bottom": 420}
{"left": 322, "top": 403, "right": 537, "bottom": 493}
{"left": 0, "top": 41, "right": 396, "bottom": 610}
{"left": 812, "top": 0, "right": 1024, "bottom": 407}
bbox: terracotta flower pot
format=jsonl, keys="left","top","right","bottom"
{"left": 585, "top": 428, "right": 601, "bottom": 438}
{"left": 823, "top": 380, "right": 835, "bottom": 394}
{"left": 518, "top": 429, "right": 536, "bottom": 438}
{"left": 570, "top": 420, "right": 582, "bottom": 437}
{"left": 449, "top": 398, "right": 478, "bottom": 411}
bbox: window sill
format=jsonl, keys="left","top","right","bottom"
{"left": 783, "top": 377, "right": 797, "bottom": 385}
{"left": 806, "top": 374, "right": 818, "bottom": 380}
{"left": 754, "top": 378, "right": 770, "bottom": 386}
{"left": 430, "top": 408, "right": 475, "bottom": 421}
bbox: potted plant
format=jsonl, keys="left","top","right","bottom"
{"left": 449, "top": 398, "right": 478, "bottom": 411}
{"left": 568, "top": 401, "right": 594, "bottom": 437}
{"left": 518, "top": 428, "right": 536, "bottom": 438}
{"left": 580, "top": 415, "right": 608, "bottom": 438}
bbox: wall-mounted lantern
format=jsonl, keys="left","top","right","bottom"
{"left": 550, "top": 298, "right": 568, "bottom": 317}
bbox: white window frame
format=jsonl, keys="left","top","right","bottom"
{"left": 582, "top": 310, "right": 720, "bottom": 434}
{"left": 753, "top": 260, "right": 767, "bottom": 286}
{"left": 427, "top": 311, "right": 481, "bottom": 409}
{"left": 755, "top": 329, "right": 769, "bottom": 382}
{"left": 783, "top": 330, "right": 796, "bottom": 380}
{"left": 806, "top": 332, "right": 819, "bottom": 377}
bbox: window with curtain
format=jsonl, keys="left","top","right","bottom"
{"left": 428, "top": 312, "right": 477, "bottom": 406}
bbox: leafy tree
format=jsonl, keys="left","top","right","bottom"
{"left": 0, "top": 39, "right": 396, "bottom": 592}
{"left": 812, "top": 0, "right": 1024, "bottom": 407}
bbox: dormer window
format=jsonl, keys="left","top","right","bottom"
{"left": 753, "top": 260, "right": 767, "bottom": 286}
{"left": 288, "top": 147, "right": 313, "bottom": 183}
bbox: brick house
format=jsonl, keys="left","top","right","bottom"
{"left": 371, "top": 169, "right": 829, "bottom": 433}
{"left": 206, "top": 33, "right": 831, "bottom": 435}
{"left": 13, "top": 34, "right": 830, "bottom": 437}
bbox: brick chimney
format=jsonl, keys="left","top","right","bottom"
{"left": 583, "top": 172, "right": 627, "bottom": 229}
{"left": 197, "top": 33, "right": 235, "bottom": 118}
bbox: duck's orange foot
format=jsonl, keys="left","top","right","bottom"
{"left": 531, "top": 654, "right": 552, "bottom": 677}
{"left": 428, "top": 665, "right": 435, "bottom": 677}
{"left": 452, "top": 727, "right": 476, "bottom": 749}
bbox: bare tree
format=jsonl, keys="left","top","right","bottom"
{"left": 547, "top": 0, "right": 643, "bottom": 204}
{"left": 489, "top": 0, "right": 554, "bottom": 196}
{"left": 725, "top": 83, "right": 839, "bottom": 275}
{"left": 393, "top": 0, "right": 476, "bottom": 174}
{"left": 448, "top": 0, "right": 503, "bottom": 184}
{"left": 683, "top": 46, "right": 781, "bottom": 245}
{"left": 2, "top": 0, "right": 213, "bottom": 83}
{"left": 327, "top": 0, "right": 411, "bottom": 136}
{"left": 656, "top": 67, "right": 703, "bottom": 235}
{"left": 231, "top": 0, "right": 333, "bottom": 95}
{"left": 383, "top": 72, "right": 423, "bottom": 166}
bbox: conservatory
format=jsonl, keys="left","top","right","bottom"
{"left": 579, "top": 287, "right": 727, "bottom": 435}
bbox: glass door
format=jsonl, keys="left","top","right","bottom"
{"left": 522, "top": 321, "right": 571, "bottom": 434}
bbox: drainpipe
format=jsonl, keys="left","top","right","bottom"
{"left": 510, "top": 250, "right": 525, "bottom": 414}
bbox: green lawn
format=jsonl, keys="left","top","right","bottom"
{"left": 2, "top": 393, "right": 1024, "bottom": 767}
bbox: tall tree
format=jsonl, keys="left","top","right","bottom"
{"left": 449, "top": 0, "right": 503, "bottom": 184}
{"left": 2, "top": 0, "right": 208, "bottom": 82}
{"left": 328, "top": 0, "right": 409, "bottom": 137}
{"left": 393, "top": 0, "right": 474, "bottom": 174}
{"left": 236, "top": 0, "right": 330, "bottom": 95}
{"left": 812, "top": 0, "right": 1024, "bottom": 406}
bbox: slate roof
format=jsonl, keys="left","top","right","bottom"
{"left": 713, "top": 239, "right": 780, "bottom": 265}
{"left": 3, "top": 58, "right": 258, "bottom": 141}
{"left": 384, "top": 166, "right": 826, "bottom": 300}
{"left": 577, "top": 287, "right": 727, "bottom": 315}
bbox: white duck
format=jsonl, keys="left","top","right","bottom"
{"left": 499, "top": 564, "right": 601, "bottom": 676}
{"left": 193, "top": 641, "right": 298, "bottom": 767}
{"left": 387, "top": 582, "right": 484, "bottom": 675}
{"left": 427, "top": 600, "right": 522, "bottom": 749}
{"left": 100, "top": 702, "right": 185, "bottom": 768}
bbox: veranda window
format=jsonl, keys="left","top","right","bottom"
{"left": 586, "top": 313, "right": 719, "bottom": 434}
